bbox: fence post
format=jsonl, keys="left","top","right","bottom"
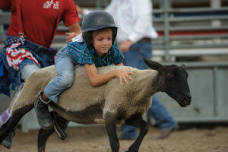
{"left": 96, "top": 0, "right": 101, "bottom": 9}
{"left": 210, "top": 0, "right": 221, "bottom": 27}
{"left": 160, "top": 0, "right": 171, "bottom": 61}
{"left": 96, "top": 0, "right": 109, "bottom": 9}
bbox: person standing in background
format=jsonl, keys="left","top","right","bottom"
{"left": 0, "top": 0, "right": 81, "bottom": 148}
{"left": 105, "top": 0, "right": 178, "bottom": 140}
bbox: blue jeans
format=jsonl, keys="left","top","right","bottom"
{"left": 44, "top": 49, "right": 75, "bottom": 103}
{"left": 121, "top": 40, "right": 176, "bottom": 137}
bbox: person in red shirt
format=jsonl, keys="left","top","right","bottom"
{"left": 0, "top": 0, "right": 81, "bottom": 149}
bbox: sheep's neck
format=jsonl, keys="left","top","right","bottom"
{"left": 131, "top": 70, "right": 160, "bottom": 100}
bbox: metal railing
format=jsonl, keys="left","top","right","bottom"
{"left": 152, "top": 0, "right": 228, "bottom": 61}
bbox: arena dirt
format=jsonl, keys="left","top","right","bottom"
{"left": 0, "top": 125, "right": 228, "bottom": 152}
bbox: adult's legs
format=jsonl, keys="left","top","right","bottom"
{"left": 21, "top": 64, "right": 41, "bottom": 80}
{"left": 120, "top": 41, "right": 151, "bottom": 140}
{"left": 120, "top": 41, "right": 177, "bottom": 140}
{"left": 148, "top": 96, "right": 178, "bottom": 139}
{"left": 119, "top": 95, "right": 177, "bottom": 140}
{"left": 119, "top": 124, "right": 137, "bottom": 140}
{"left": 148, "top": 96, "right": 177, "bottom": 130}
{"left": 123, "top": 41, "right": 151, "bottom": 70}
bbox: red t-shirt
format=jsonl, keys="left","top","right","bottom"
{"left": 0, "top": 0, "right": 11, "bottom": 10}
{"left": 5, "top": 0, "right": 80, "bottom": 47}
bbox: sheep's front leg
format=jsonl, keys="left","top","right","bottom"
{"left": 125, "top": 114, "right": 149, "bottom": 152}
{"left": 104, "top": 112, "right": 119, "bottom": 152}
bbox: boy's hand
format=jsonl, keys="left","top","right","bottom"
{"left": 114, "top": 68, "right": 135, "bottom": 84}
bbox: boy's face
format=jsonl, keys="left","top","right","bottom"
{"left": 93, "top": 29, "right": 112, "bottom": 56}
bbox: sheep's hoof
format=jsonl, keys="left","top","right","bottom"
{"left": 125, "top": 150, "right": 137, "bottom": 152}
{"left": 125, "top": 147, "right": 138, "bottom": 152}
{"left": 0, "top": 131, "right": 15, "bottom": 149}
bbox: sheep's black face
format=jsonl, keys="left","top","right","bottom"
{"left": 143, "top": 59, "right": 191, "bottom": 107}
{"left": 162, "top": 65, "right": 191, "bottom": 107}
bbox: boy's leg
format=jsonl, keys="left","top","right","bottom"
{"left": 34, "top": 55, "right": 74, "bottom": 129}
{"left": 43, "top": 55, "right": 75, "bottom": 103}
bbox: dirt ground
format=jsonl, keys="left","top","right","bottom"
{"left": 0, "top": 125, "right": 228, "bottom": 152}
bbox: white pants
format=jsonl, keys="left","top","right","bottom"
{"left": 21, "top": 64, "right": 40, "bottom": 81}
{"left": 12, "top": 64, "right": 40, "bottom": 100}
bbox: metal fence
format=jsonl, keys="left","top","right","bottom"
{"left": 53, "top": 0, "right": 228, "bottom": 61}
{"left": 152, "top": 1, "right": 228, "bottom": 61}
{"left": 1, "top": 0, "right": 227, "bottom": 61}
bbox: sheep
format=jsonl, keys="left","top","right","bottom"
{"left": 0, "top": 59, "right": 191, "bottom": 152}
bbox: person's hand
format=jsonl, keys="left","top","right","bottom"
{"left": 119, "top": 40, "right": 133, "bottom": 53}
{"left": 65, "top": 32, "right": 77, "bottom": 42}
{"left": 76, "top": 5, "right": 84, "bottom": 15}
{"left": 113, "top": 68, "right": 135, "bottom": 84}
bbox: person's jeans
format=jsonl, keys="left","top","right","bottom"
{"left": 44, "top": 51, "right": 75, "bottom": 103}
{"left": 148, "top": 96, "right": 176, "bottom": 129}
{"left": 120, "top": 40, "right": 176, "bottom": 137}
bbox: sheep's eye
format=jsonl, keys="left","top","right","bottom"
{"left": 167, "top": 73, "right": 174, "bottom": 78}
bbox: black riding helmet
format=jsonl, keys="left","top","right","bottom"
{"left": 82, "top": 11, "right": 117, "bottom": 47}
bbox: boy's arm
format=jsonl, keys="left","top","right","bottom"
{"left": 84, "top": 63, "right": 134, "bottom": 87}
{"left": 84, "top": 64, "right": 116, "bottom": 87}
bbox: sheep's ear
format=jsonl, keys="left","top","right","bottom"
{"left": 143, "top": 58, "right": 162, "bottom": 70}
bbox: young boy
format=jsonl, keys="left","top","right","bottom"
{"left": 34, "top": 11, "right": 134, "bottom": 129}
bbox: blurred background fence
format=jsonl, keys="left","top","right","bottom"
{"left": 0, "top": 0, "right": 228, "bottom": 132}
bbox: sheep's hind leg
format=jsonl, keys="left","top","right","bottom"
{"left": 104, "top": 112, "right": 119, "bottom": 152}
{"left": 125, "top": 114, "right": 149, "bottom": 152}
